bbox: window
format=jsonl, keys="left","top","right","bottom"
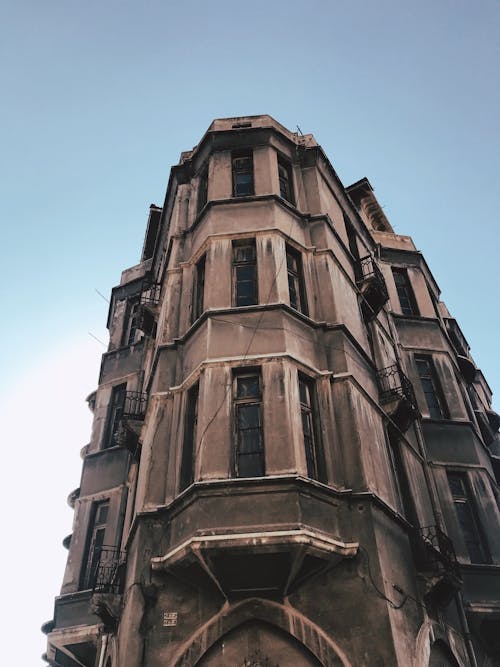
{"left": 415, "top": 355, "right": 448, "bottom": 419}
{"left": 392, "top": 268, "right": 419, "bottom": 316}
{"left": 234, "top": 371, "right": 264, "bottom": 477}
{"left": 180, "top": 383, "right": 199, "bottom": 491}
{"left": 232, "top": 150, "right": 254, "bottom": 197}
{"left": 197, "top": 165, "right": 208, "bottom": 212}
{"left": 299, "top": 375, "right": 324, "bottom": 481}
{"left": 233, "top": 239, "right": 257, "bottom": 306}
{"left": 286, "top": 245, "right": 307, "bottom": 314}
{"left": 104, "top": 384, "right": 127, "bottom": 448}
{"left": 447, "top": 472, "right": 490, "bottom": 563}
{"left": 344, "top": 213, "right": 363, "bottom": 282}
{"left": 81, "top": 500, "right": 109, "bottom": 590}
{"left": 123, "top": 299, "right": 140, "bottom": 346}
{"left": 278, "top": 156, "right": 294, "bottom": 204}
{"left": 192, "top": 255, "right": 206, "bottom": 321}
{"left": 386, "top": 427, "right": 416, "bottom": 521}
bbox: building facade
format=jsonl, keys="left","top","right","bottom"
{"left": 43, "top": 116, "right": 500, "bottom": 667}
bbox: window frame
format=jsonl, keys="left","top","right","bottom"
{"left": 192, "top": 254, "right": 206, "bottom": 322}
{"left": 298, "top": 373, "right": 325, "bottom": 482}
{"left": 80, "top": 500, "right": 110, "bottom": 590}
{"left": 286, "top": 244, "right": 308, "bottom": 315}
{"left": 179, "top": 382, "right": 199, "bottom": 491}
{"left": 277, "top": 155, "right": 295, "bottom": 205}
{"left": 232, "top": 369, "right": 265, "bottom": 478}
{"left": 232, "top": 239, "right": 258, "bottom": 307}
{"left": 104, "top": 383, "right": 127, "bottom": 448}
{"left": 232, "top": 149, "right": 254, "bottom": 197}
{"left": 122, "top": 298, "right": 140, "bottom": 347}
{"left": 197, "top": 164, "right": 209, "bottom": 213}
{"left": 392, "top": 267, "right": 419, "bottom": 317}
{"left": 415, "top": 354, "right": 448, "bottom": 419}
{"left": 447, "top": 470, "right": 490, "bottom": 564}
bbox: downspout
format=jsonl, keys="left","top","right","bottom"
{"left": 97, "top": 633, "right": 109, "bottom": 667}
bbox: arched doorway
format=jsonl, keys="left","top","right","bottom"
{"left": 198, "top": 620, "right": 322, "bottom": 667}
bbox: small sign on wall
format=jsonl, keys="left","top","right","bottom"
{"left": 162, "top": 611, "right": 178, "bottom": 627}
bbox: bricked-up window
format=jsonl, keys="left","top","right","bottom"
{"left": 278, "top": 156, "right": 294, "bottom": 204}
{"left": 392, "top": 268, "right": 419, "bottom": 316}
{"left": 232, "top": 150, "right": 254, "bottom": 197}
{"left": 286, "top": 245, "right": 308, "bottom": 314}
{"left": 415, "top": 355, "right": 448, "bottom": 419}
{"left": 123, "top": 298, "right": 140, "bottom": 346}
{"left": 104, "top": 383, "right": 127, "bottom": 448}
{"left": 233, "top": 239, "right": 258, "bottom": 306}
{"left": 192, "top": 255, "right": 206, "bottom": 322}
{"left": 447, "top": 471, "right": 490, "bottom": 564}
{"left": 234, "top": 371, "right": 264, "bottom": 477}
{"left": 299, "top": 375, "right": 324, "bottom": 482}
{"left": 180, "top": 383, "right": 199, "bottom": 491}
{"left": 197, "top": 165, "right": 208, "bottom": 213}
{"left": 81, "top": 500, "right": 109, "bottom": 590}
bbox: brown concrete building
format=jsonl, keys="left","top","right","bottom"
{"left": 43, "top": 116, "right": 500, "bottom": 667}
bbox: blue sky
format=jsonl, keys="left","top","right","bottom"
{"left": 1, "top": 1, "right": 499, "bottom": 663}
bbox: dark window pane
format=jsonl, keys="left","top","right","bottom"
{"left": 237, "top": 404, "right": 261, "bottom": 429}
{"left": 237, "top": 376, "right": 260, "bottom": 399}
{"left": 392, "top": 268, "right": 418, "bottom": 316}
{"left": 238, "top": 452, "right": 264, "bottom": 477}
{"left": 448, "top": 472, "right": 490, "bottom": 564}
{"left": 234, "top": 370, "right": 264, "bottom": 478}
{"left": 299, "top": 379, "right": 309, "bottom": 406}
{"left": 180, "top": 384, "right": 199, "bottom": 491}
{"left": 232, "top": 151, "right": 254, "bottom": 197}
{"left": 416, "top": 355, "right": 447, "bottom": 419}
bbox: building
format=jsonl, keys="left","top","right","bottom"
{"left": 43, "top": 115, "right": 500, "bottom": 667}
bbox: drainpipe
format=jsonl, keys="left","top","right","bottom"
{"left": 456, "top": 590, "right": 478, "bottom": 667}
{"left": 97, "top": 633, "right": 109, "bottom": 667}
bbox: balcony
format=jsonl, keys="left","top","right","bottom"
{"left": 413, "top": 524, "right": 461, "bottom": 607}
{"left": 90, "top": 546, "right": 126, "bottom": 631}
{"left": 91, "top": 546, "right": 125, "bottom": 594}
{"left": 152, "top": 527, "right": 358, "bottom": 600}
{"left": 377, "top": 363, "right": 419, "bottom": 431}
{"left": 356, "top": 255, "right": 389, "bottom": 320}
{"left": 122, "top": 391, "right": 148, "bottom": 421}
{"left": 140, "top": 280, "right": 161, "bottom": 308}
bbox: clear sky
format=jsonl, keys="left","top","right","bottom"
{"left": 1, "top": 1, "right": 499, "bottom": 663}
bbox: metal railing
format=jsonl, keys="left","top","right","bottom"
{"left": 123, "top": 391, "right": 148, "bottom": 421}
{"left": 356, "top": 255, "right": 386, "bottom": 288}
{"left": 356, "top": 255, "right": 389, "bottom": 319}
{"left": 418, "top": 524, "right": 460, "bottom": 577}
{"left": 140, "top": 281, "right": 161, "bottom": 307}
{"left": 377, "top": 364, "right": 416, "bottom": 406}
{"left": 92, "top": 546, "right": 126, "bottom": 594}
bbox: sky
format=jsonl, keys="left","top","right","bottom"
{"left": 0, "top": 0, "right": 499, "bottom": 664}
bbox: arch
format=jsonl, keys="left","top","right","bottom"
{"left": 429, "top": 640, "right": 460, "bottom": 667}
{"left": 171, "top": 598, "right": 351, "bottom": 667}
{"left": 415, "top": 620, "right": 466, "bottom": 667}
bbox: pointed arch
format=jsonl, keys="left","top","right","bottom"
{"left": 172, "top": 598, "right": 351, "bottom": 667}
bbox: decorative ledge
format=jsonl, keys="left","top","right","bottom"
{"left": 152, "top": 527, "right": 358, "bottom": 599}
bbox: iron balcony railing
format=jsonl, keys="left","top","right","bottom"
{"left": 417, "top": 524, "right": 460, "bottom": 578}
{"left": 140, "top": 281, "right": 161, "bottom": 307}
{"left": 377, "top": 364, "right": 416, "bottom": 406}
{"left": 91, "top": 546, "right": 126, "bottom": 594}
{"left": 122, "top": 391, "right": 148, "bottom": 421}
{"left": 356, "top": 255, "right": 389, "bottom": 319}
